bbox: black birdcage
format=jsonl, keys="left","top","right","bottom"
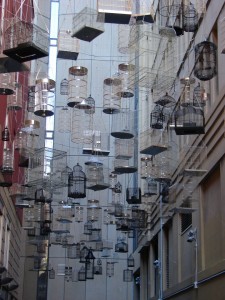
{"left": 183, "top": 2, "right": 198, "bottom": 32}
{"left": 127, "top": 254, "right": 135, "bottom": 268}
{"left": 174, "top": 104, "right": 205, "bottom": 135}
{"left": 126, "top": 188, "right": 141, "bottom": 204}
{"left": 115, "top": 241, "right": 128, "bottom": 253}
{"left": 150, "top": 104, "right": 165, "bottom": 129}
{"left": 131, "top": 207, "right": 147, "bottom": 229}
{"left": 194, "top": 41, "right": 217, "bottom": 81}
{"left": 68, "top": 164, "right": 86, "bottom": 198}
{"left": 85, "top": 248, "right": 95, "bottom": 280}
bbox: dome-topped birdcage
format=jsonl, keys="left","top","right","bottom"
{"left": 117, "top": 63, "right": 135, "bottom": 98}
{"left": 193, "top": 82, "right": 208, "bottom": 107}
{"left": 103, "top": 77, "right": 122, "bottom": 114}
{"left": 159, "top": 0, "right": 184, "bottom": 36}
{"left": 150, "top": 104, "right": 166, "bottom": 129}
{"left": 85, "top": 95, "right": 95, "bottom": 114}
{"left": 34, "top": 78, "right": 55, "bottom": 117}
{"left": 174, "top": 104, "right": 205, "bottom": 135}
{"left": 68, "top": 164, "right": 86, "bottom": 198}
{"left": 60, "top": 78, "right": 69, "bottom": 95}
{"left": 67, "top": 66, "right": 88, "bottom": 107}
{"left": 111, "top": 109, "right": 135, "bottom": 138}
{"left": 183, "top": 2, "right": 198, "bottom": 32}
{"left": 194, "top": 41, "right": 217, "bottom": 81}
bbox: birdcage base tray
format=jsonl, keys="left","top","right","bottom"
{"left": 57, "top": 50, "right": 79, "bottom": 60}
{"left": 103, "top": 108, "right": 120, "bottom": 114}
{"left": 175, "top": 125, "right": 205, "bottom": 135}
{"left": 34, "top": 109, "right": 54, "bottom": 117}
{"left": 3, "top": 42, "right": 49, "bottom": 63}
{"left": 114, "top": 166, "right": 137, "bottom": 174}
{"left": 68, "top": 192, "right": 86, "bottom": 199}
{"left": 111, "top": 131, "right": 134, "bottom": 139}
{"left": 83, "top": 148, "right": 110, "bottom": 156}
{"left": 87, "top": 183, "right": 110, "bottom": 191}
{"left": 72, "top": 26, "right": 104, "bottom": 42}
{"left": 15, "top": 203, "right": 30, "bottom": 208}
{"left": 126, "top": 198, "right": 141, "bottom": 204}
{"left": 0, "top": 88, "right": 14, "bottom": 95}
{"left": 140, "top": 145, "right": 167, "bottom": 155}
{"left": 120, "top": 91, "right": 134, "bottom": 98}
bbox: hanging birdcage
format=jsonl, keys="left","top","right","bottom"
{"left": 71, "top": 109, "right": 93, "bottom": 144}
{"left": 60, "top": 79, "right": 69, "bottom": 95}
{"left": 74, "top": 206, "right": 84, "bottom": 223}
{"left": 0, "top": 148, "right": 14, "bottom": 187}
{"left": 78, "top": 266, "right": 86, "bottom": 281}
{"left": 117, "top": 63, "right": 135, "bottom": 98}
{"left": 27, "top": 86, "right": 35, "bottom": 112}
{"left": 82, "top": 130, "right": 110, "bottom": 156}
{"left": 18, "top": 148, "right": 32, "bottom": 168}
{"left": 174, "top": 104, "right": 205, "bottom": 135}
{"left": 115, "top": 238, "right": 128, "bottom": 253}
{"left": 84, "top": 221, "right": 93, "bottom": 235}
{"left": 7, "top": 84, "right": 22, "bottom": 110}
{"left": 68, "top": 164, "right": 86, "bottom": 198}
{"left": 85, "top": 95, "right": 95, "bottom": 114}
{"left": 111, "top": 109, "right": 135, "bottom": 138}
{"left": 150, "top": 104, "right": 166, "bottom": 129}
{"left": 127, "top": 254, "right": 135, "bottom": 267}
{"left": 113, "top": 199, "right": 124, "bottom": 217}
{"left": 94, "top": 259, "right": 102, "bottom": 275}
{"left": 103, "top": 208, "right": 114, "bottom": 225}
{"left": 57, "top": 107, "right": 71, "bottom": 133}
{"left": 106, "top": 262, "right": 114, "bottom": 277}
{"left": 123, "top": 269, "right": 133, "bottom": 282}
{"left": 14, "top": 130, "right": 26, "bottom": 151}
{"left": 97, "top": 0, "right": 132, "bottom": 24}
{"left": 57, "top": 30, "right": 79, "bottom": 60}
{"left": 154, "top": 92, "right": 176, "bottom": 108}
{"left": 126, "top": 188, "right": 141, "bottom": 204}
{"left": 0, "top": 73, "right": 14, "bottom": 95}
{"left": 140, "top": 128, "right": 168, "bottom": 155}
{"left": 34, "top": 78, "right": 55, "bottom": 117}
{"left": 114, "top": 158, "right": 137, "bottom": 174}
{"left": 87, "top": 200, "right": 101, "bottom": 222}
{"left": 67, "top": 66, "right": 88, "bottom": 107}
{"left": 183, "top": 2, "right": 198, "bottom": 32}
{"left": 49, "top": 268, "right": 55, "bottom": 279}
{"left": 116, "top": 211, "right": 132, "bottom": 232}
{"left": 131, "top": 207, "right": 147, "bottom": 229}
{"left": 67, "top": 243, "right": 80, "bottom": 259}
{"left": 80, "top": 246, "right": 89, "bottom": 263}
{"left": 103, "top": 77, "right": 122, "bottom": 114}
{"left": 151, "top": 152, "right": 173, "bottom": 184}
{"left": 132, "top": 0, "right": 154, "bottom": 23}
{"left": 143, "top": 177, "right": 158, "bottom": 197}
{"left": 140, "top": 157, "right": 152, "bottom": 179}
{"left": 3, "top": 19, "right": 49, "bottom": 62}
{"left": 85, "top": 159, "right": 110, "bottom": 191}
{"left": 180, "top": 77, "right": 195, "bottom": 106}
{"left": 115, "top": 138, "right": 134, "bottom": 159}
{"left": 159, "top": 0, "right": 184, "bottom": 36}
{"left": 193, "top": 82, "right": 208, "bottom": 107}
{"left": 72, "top": 7, "right": 104, "bottom": 42}
{"left": 2, "top": 127, "right": 10, "bottom": 141}
{"left": 194, "top": 41, "right": 217, "bottom": 81}
{"left": 118, "top": 24, "right": 135, "bottom": 54}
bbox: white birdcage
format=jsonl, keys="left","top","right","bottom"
{"left": 34, "top": 78, "right": 55, "bottom": 117}
{"left": 57, "top": 107, "right": 71, "bottom": 133}
{"left": 3, "top": 19, "right": 49, "bottom": 62}
{"left": 87, "top": 200, "right": 101, "bottom": 222}
{"left": 115, "top": 138, "right": 134, "bottom": 159}
{"left": 131, "top": 0, "right": 154, "bottom": 23}
{"left": 118, "top": 63, "right": 135, "bottom": 98}
{"left": 85, "top": 159, "right": 110, "bottom": 191}
{"left": 103, "top": 77, "right": 122, "bottom": 114}
{"left": 57, "top": 30, "right": 79, "bottom": 60}
{"left": 118, "top": 23, "right": 136, "bottom": 54}
{"left": 0, "top": 73, "right": 14, "bottom": 95}
{"left": 7, "top": 83, "right": 22, "bottom": 110}
{"left": 97, "top": 0, "right": 132, "bottom": 24}
{"left": 82, "top": 130, "right": 110, "bottom": 156}
{"left": 67, "top": 66, "right": 88, "bottom": 107}
{"left": 140, "top": 128, "right": 168, "bottom": 155}
{"left": 74, "top": 206, "right": 84, "bottom": 223}
{"left": 114, "top": 158, "right": 137, "bottom": 174}
{"left": 71, "top": 108, "right": 93, "bottom": 144}
{"left": 111, "top": 109, "right": 135, "bottom": 138}
{"left": 72, "top": 7, "right": 104, "bottom": 42}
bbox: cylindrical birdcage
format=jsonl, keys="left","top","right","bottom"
{"left": 193, "top": 82, "right": 208, "bottom": 107}
{"left": 114, "top": 158, "right": 137, "bottom": 174}
{"left": 34, "top": 78, "right": 55, "bottom": 117}
{"left": 151, "top": 153, "right": 172, "bottom": 184}
{"left": 123, "top": 269, "right": 133, "bottom": 282}
{"left": 68, "top": 164, "right": 86, "bottom": 198}
{"left": 67, "top": 66, "right": 88, "bottom": 107}
{"left": 74, "top": 206, "right": 84, "bottom": 223}
{"left": 7, "top": 84, "right": 22, "bottom": 110}
{"left": 85, "top": 159, "right": 109, "bottom": 191}
{"left": 175, "top": 104, "right": 205, "bottom": 135}
{"left": 118, "top": 63, "right": 135, "bottom": 98}
{"left": 140, "top": 157, "right": 152, "bottom": 178}
{"left": 115, "top": 138, "right": 134, "bottom": 159}
{"left": 14, "top": 130, "right": 26, "bottom": 150}
{"left": 2, "top": 147, "right": 14, "bottom": 172}
{"left": 106, "top": 262, "right": 114, "bottom": 277}
{"left": 61, "top": 166, "right": 72, "bottom": 186}
{"left": 57, "top": 107, "right": 71, "bottom": 133}
{"left": 0, "top": 73, "right": 14, "bottom": 95}
{"left": 150, "top": 104, "right": 165, "bottom": 129}
{"left": 111, "top": 109, "right": 135, "bottom": 138}
{"left": 27, "top": 86, "right": 35, "bottom": 112}
{"left": 87, "top": 199, "right": 100, "bottom": 222}
{"left": 71, "top": 108, "right": 93, "bottom": 144}
{"left": 60, "top": 78, "right": 69, "bottom": 95}
{"left": 194, "top": 41, "right": 217, "bottom": 81}
{"left": 103, "top": 77, "right": 121, "bottom": 114}
{"left": 183, "top": 2, "right": 198, "bottom": 32}
{"left": 109, "top": 173, "right": 117, "bottom": 190}
{"left": 67, "top": 244, "right": 80, "bottom": 259}
{"left": 143, "top": 177, "right": 158, "bottom": 196}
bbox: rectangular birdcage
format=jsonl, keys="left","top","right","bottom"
{"left": 132, "top": 0, "right": 154, "bottom": 23}
{"left": 26, "top": 147, "right": 67, "bottom": 190}
{"left": 140, "top": 128, "right": 168, "bottom": 155}
{"left": 83, "top": 131, "right": 110, "bottom": 156}
{"left": 3, "top": 18, "right": 49, "bottom": 62}
{"left": 179, "top": 145, "right": 207, "bottom": 177}
{"left": 126, "top": 188, "right": 141, "bottom": 204}
{"left": 72, "top": 7, "right": 104, "bottom": 42}
{"left": 57, "top": 30, "right": 80, "bottom": 60}
{"left": 98, "top": 0, "right": 132, "bottom": 24}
